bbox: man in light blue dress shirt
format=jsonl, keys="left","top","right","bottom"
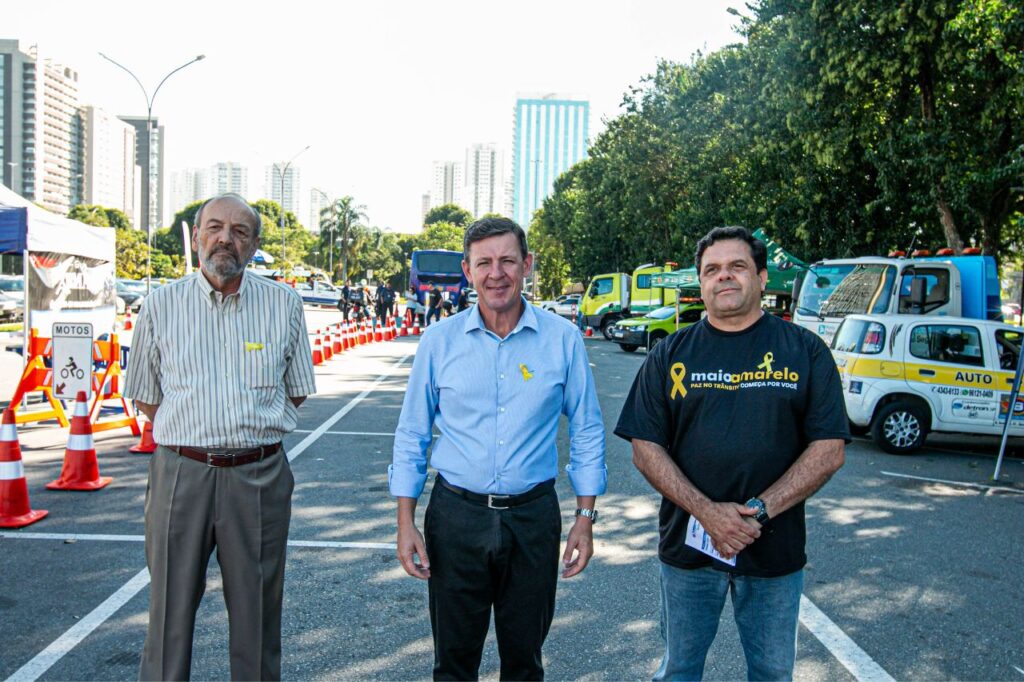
{"left": 390, "top": 216, "right": 607, "bottom": 680}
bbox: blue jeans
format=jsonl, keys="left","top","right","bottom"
{"left": 655, "top": 563, "right": 803, "bottom": 682}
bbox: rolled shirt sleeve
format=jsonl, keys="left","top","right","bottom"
{"left": 563, "top": 331, "right": 608, "bottom": 496}
{"left": 389, "top": 332, "right": 438, "bottom": 498}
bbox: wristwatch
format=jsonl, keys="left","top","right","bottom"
{"left": 575, "top": 508, "right": 599, "bottom": 523}
{"left": 745, "top": 497, "right": 770, "bottom": 524}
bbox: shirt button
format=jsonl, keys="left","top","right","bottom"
{"left": 500, "top": 407, "right": 506, "bottom": 413}
{"left": 499, "top": 373, "right": 505, "bottom": 379}
{"left": 499, "top": 440, "right": 504, "bottom": 445}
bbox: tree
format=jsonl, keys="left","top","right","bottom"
{"left": 161, "top": 200, "right": 205, "bottom": 256}
{"left": 413, "top": 221, "right": 464, "bottom": 252}
{"left": 528, "top": 209, "right": 571, "bottom": 299}
{"left": 252, "top": 200, "right": 311, "bottom": 273}
{"left": 424, "top": 203, "right": 473, "bottom": 228}
{"left": 114, "top": 228, "right": 150, "bottom": 279}
{"left": 68, "top": 204, "right": 113, "bottom": 228}
{"left": 318, "top": 196, "right": 368, "bottom": 282}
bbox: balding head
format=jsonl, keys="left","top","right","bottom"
{"left": 194, "top": 193, "right": 262, "bottom": 237}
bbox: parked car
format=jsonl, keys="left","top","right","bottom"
{"left": 609, "top": 303, "right": 705, "bottom": 352}
{"left": 0, "top": 276, "right": 24, "bottom": 305}
{"left": 116, "top": 279, "right": 146, "bottom": 311}
{"left": 542, "top": 294, "right": 581, "bottom": 318}
{"left": 296, "top": 280, "right": 342, "bottom": 306}
{"left": 0, "top": 291, "right": 20, "bottom": 322}
{"left": 832, "top": 313, "right": 1023, "bottom": 454}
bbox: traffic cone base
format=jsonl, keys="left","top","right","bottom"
{"left": 584, "top": 327, "right": 594, "bottom": 337}
{"left": 129, "top": 420, "right": 157, "bottom": 454}
{"left": 47, "top": 391, "right": 112, "bottom": 491}
{"left": 0, "top": 409, "right": 48, "bottom": 528}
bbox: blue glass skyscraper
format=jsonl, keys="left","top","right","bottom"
{"left": 512, "top": 95, "right": 589, "bottom": 229}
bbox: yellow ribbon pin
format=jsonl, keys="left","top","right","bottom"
{"left": 757, "top": 352, "right": 774, "bottom": 374}
{"left": 519, "top": 363, "right": 534, "bottom": 381}
{"left": 245, "top": 342, "right": 264, "bottom": 352}
{"left": 670, "top": 362, "right": 687, "bottom": 400}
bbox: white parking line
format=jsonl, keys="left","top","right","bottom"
{"left": 1013, "top": 664, "right": 1024, "bottom": 678}
{"left": 4, "top": 352, "right": 412, "bottom": 682}
{"left": 800, "top": 596, "right": 895, "bottom": 682}
{"left": 0, "top": 532, "right": 398, "bottom": 551}
{"left": 881, "top": 470, "right": 1024, "bottom": 495}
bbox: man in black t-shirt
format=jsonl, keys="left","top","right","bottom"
{"left": 338, "top": 280, "right": 352, "bottom": 322}
{"left": 615, "top": 226, "right": 848, "bottom": 681}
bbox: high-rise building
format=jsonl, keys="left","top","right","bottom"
{"left": 0, "top": 39, "right": 83, "bottom": 214}
{"left": 169, "top": 167, "right": 208, "bottom": 215}
{"left": 264, "top": 164, "right": 301, "bottom": 219}
{"left": 211, "top": 161, "right": 246, "bottom": 196}
{"left": 430, "top": 160, "right": 463, "bottom": 209}
{"left": 81, "top": 106, "right": 137, "bottom": 225}
{"left": 463, "top": 143, "right": 505, "bottom": 217}
{"left": 511, "top": 94, "right": 589, "bottom": 229}
{"left": 119, "top": 115, "right": 166, "bottom": 232}
{"left": 420, "top": 194, "right": 431, "bottom": 226}
{"left": 308, "top": 188, "right": 330, "bottom": 234}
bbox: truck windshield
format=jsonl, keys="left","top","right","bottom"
{"left": 798, "top": 264, "right": 896, "bottom": 318}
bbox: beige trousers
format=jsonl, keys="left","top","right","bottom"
{"left": 138, "top": 445, "right": 293, "bottom": 681}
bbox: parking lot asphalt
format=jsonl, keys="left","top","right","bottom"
{"left": 2, "top": 312, "right": 1023, "bottom": 681}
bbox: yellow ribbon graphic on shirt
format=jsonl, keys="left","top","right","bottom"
{"left": 670, "top": 362, "right": 687, "bottom": 400}
{"left": 519, "top": 364, "right": 534, "bottom": 381}
{"left": 245, "top": 342, "right": 264, "bottom": 352}
{"left": 757, "top": 352, "right": 774, "bottom": 374}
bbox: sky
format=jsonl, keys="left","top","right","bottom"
{"left": 7, "top": 0, "right": 744, "bottom": 232}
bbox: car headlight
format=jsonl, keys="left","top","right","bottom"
{"left": 633, "top": 325, "right": 647, "bottom": 332}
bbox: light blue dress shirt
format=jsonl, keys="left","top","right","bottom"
{"left": 389, "top": 300, "right": 607, "bottom": 498}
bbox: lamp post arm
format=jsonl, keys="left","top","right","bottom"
{"left": 98, "top": 53, "right": 151, "bottom": 108}
{"left": 150, "top": 55, "right": 205, "bottom": 109}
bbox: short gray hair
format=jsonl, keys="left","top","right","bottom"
{"left": 194, "top": 193, "right": 263, "bottom": 237}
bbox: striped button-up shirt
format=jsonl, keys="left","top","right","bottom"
{"left": 124, "top": 271, "right": 317, "bottom": 448}
{"left": 389, "top": 300, "right": 606, "bottom": 498}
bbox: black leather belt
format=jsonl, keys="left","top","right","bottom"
{"left": 166, "top": 443, "right": 282, "bottom": 468}
{"left": 437, "top": 474, "right": 554, "bottom": 510}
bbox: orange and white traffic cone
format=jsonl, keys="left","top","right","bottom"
{"left": 358, "top": 322, "right": 367, "bottom": 345}
{"left": 412, "top": 317, "right": 421, "bottom": 336}
{"left": 123, "top": 309, "right": 133, "bottom": 331}
{"left": 584, "top": 327, "right": 594, "bottom": 337}
{"left": 129, "top": 420, "right": 157, "bottom": 454}
{"left": 374, "top": 320, "right": 383, "bottom": 343}
{"left": 383, "top": 320, "right": 393, "bottom": 342}
{"left": 400, "top": 318, "right": 409, "bottom": 337}
{"left": 0, "top": 408, "right": 48, "bottom": 528}
{"left": 312, "top": 335, "right": 324, "bottom": 365}
{"left": 332, "top": 326, "right": 343, "bottom": 354}
{"left": 47, "top": 391, "right": 112, "bottom": 491}
{"left": 392, "top": 317, "right": 400, "bottom": 340}
{"left": 323, "top": 330, "right": 333, "bottom": 361}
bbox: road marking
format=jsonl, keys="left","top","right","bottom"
{"left": 800, "top": 596, "right": 895, "bottom": 682}
{"left": 5, "top": 568, "right": 151, "bottom": 682}
{"left": 1012, "top": 664, "right": 1024, "bottom": 678}
{"left": 881, "top": 471, "right": 1024, "bottom": 495}
{"left": 4, "top": 352, "right": 412, "bottom": 682}
{"left": 0, "top": 532, "right": 398, "bottom": 551}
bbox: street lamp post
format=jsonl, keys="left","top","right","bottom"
{"left": 99, "top": 52, "right": 205, "bottom": 294}
{"left": 274, "top": 146, "right": 310, "bottom": 275}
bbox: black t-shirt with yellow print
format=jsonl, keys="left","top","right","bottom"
{"left": 614, "top": 313, "right": 849, "bottom": 577}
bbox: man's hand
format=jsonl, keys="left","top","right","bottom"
{"left": 696, "top": 502, "right": 761, "bottom": 559}
{"left": 396, "top": 522, "right": 431, "bottom": 580}
{"left": 562, "top": 517, "right": 594, "bottom": 578}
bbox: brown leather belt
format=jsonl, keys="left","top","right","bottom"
{"left": 437, "top": 474, "right": 554, "bottom": 510}
{"left": 166, "top": 443, "right": 282, "bottom": 468}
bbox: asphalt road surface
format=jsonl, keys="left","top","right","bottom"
{"left": 2, "top": 309, "right": 1023, "bottom": 681}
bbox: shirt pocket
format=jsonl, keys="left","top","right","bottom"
{"left": 243, "top": 343, "right": 279, "bottom": 388}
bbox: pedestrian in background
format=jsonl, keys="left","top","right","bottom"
{"left": 124, "top": 193, "right": 317, "bottom": 681}
{"left": 425, "top": 284, "right": 443, "bottom": 326}
{"left": 615, "top": 226, "right": 848, "bottom": 681}
{"left": 339, "top": 279, "right": 352, "bottom": 322}
{"left": 390, "top": 216, "right": 606, "bottom": 680}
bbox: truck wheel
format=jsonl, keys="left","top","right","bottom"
{"left": 871, "top": 401, "right": 928, "bottom": 455}
{"left": 600, "top": 316, "right": 622, "bottom": 340}
{"left": 619, "top": 344, "right": 639, "bottom": 353}
{"left": 647, "top": 331, "right": 667, "bottom": 351}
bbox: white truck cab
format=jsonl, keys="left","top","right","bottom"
{"left": 831, "top": 313, "right": 1023, "bottom": 454}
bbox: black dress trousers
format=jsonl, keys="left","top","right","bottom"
{"left": 424, "top": 479, "right": 562, "bottom": 681}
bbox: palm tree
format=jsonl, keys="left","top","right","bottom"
{"left": 319, "top": 196, "right": 367, "bottom": 282}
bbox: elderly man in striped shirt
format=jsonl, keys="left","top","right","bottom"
{"left": 124, "top": 193, "right": 316, "bottom": 681}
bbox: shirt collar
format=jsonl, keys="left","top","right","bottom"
{"left": 463, "top": 297, "right": 539, "bottom": 336}
{"left": 195, "top": 269, "right": 249, "bottom": 308}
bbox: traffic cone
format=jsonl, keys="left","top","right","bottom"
{"left": 323, "top": 330, "right": 333, "bottom": 361}
{"left": 0, "top": 408, "right": 48, "bottom": 528}
{"left": 47, "top": 391, "right": 112, "bottom": 491}
{"left": 129, "top": 420, "right": 157, "bottom": 454}
{"left": 374, "top": 320, "right": 383, "bottom": 343}
{"left": 400, "top": 318, "right": 409, "bottom": 337}
{"left": 383, "top": 320, "right": 393, "bottom": 342}
{"left": 584, "top": 327, "right": 594, "bottom": 337}
{"left": 393, "top": 317, "right": 400, "bottom": 340}
{"left": 412, "top": 318, "right": 421, "bottom": 336}
{"left": 358, "top": 322, "right": 367, "bottom": 345}
{"left": 123, "top": 310, "right": 133, "bottom": 331}
{"left": 332, "top": 326, "right": 343, "bottom": 354}
{"left": 312, "top": 335, "right": 324, "bottom": 365}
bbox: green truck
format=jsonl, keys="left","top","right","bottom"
{"left": 609, "top": 302, "right": 706, "bottom": 352}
